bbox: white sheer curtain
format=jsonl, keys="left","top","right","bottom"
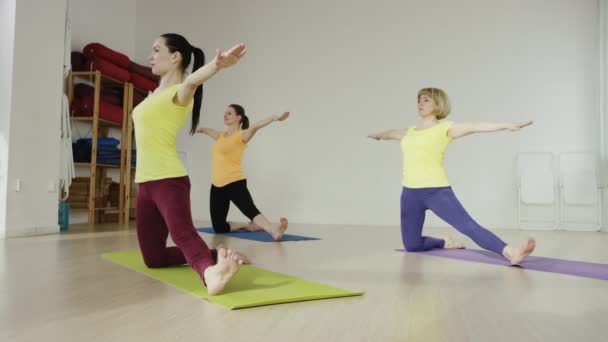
{"left": 59, "top": 0, "right": 74, "bottom": 201}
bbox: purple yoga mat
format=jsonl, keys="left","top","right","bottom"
{"left": 396, "top": 248, "right": 608, "bottom": 281}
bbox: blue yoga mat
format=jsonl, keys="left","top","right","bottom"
{"left": 196, "top": 227, "right": 320, "bottom": 242}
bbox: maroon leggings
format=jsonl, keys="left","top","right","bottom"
{"left": 136, "top": 176, "right": 216, "bottom": 281}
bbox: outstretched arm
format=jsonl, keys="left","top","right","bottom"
{"left": 196, "top": 127, "right": 221, "bottom": 140}
{"left": 242, "top": 112, "right": 290, "bottom": 143}
{"left": 174, "top": 43, "right": 247, "bottom": 106}
{"left": 367, "top": 129, "right": 406, "bottom": 141}
{"left": 448, "top": 121, "right": 533, "bottom": 139}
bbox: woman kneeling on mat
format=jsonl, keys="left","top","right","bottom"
{"left": 196, "top": 105, "right": 289, "bottom": 240}
{"left": 134, "top": 33, "right": 249, "bottom": 295}
{"left": 368, "top": 87, "right": 536, "bottom": 265}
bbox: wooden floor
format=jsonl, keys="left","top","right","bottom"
{"left": 1, "top": 222, "right": 607, "bottom": 342}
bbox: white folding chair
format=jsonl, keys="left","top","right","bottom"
{"left": 558, "top": 152, "right": 602, "bottom": 231}
{"left": 516, "top": 152, "right": 558, "bottom": 230}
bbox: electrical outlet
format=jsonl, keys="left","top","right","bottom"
{"left": 14, "top": 179, "right": 21, "bottom": 192}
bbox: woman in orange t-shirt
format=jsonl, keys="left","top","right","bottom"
{"left": 197, "top": 104, "right": 290, "bottom": 241}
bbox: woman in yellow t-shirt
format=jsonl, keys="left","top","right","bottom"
{"left": 133, "top": 33, "right": 248, "bottom": 296}
{"left": 197, "top": 105, "right": 290, "bottom": 240}
{"left": 368, "top": 87, "right": 536, "bottom": 265}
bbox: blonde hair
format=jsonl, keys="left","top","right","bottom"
{"left": 417, "top": 88, "right": 451, "bottom": 119}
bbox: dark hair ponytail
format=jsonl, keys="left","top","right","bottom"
{"left": 190, "top": 47, "right": 205, "bottom": 135}
{"left": 241, "top": 115, "right": 249, "bottom": 129}
{"left": 229, "top": 104, "right": 249, "bottom": 129}
{"left": 160, "top": 33, "right": 205, "bottom": 135}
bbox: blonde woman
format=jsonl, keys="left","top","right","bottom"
{"left": 368, "top": 88, "right": 535, "bottom": 265}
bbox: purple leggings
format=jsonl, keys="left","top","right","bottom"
{"left": 400, "top": 186, "right": 507, "bottom": 255}
{"left": 136, "top": 176, "right": 216, "bottom": 282}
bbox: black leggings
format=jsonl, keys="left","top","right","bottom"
{"left": 210, "top": 179, "right": 261, "bottom": 233}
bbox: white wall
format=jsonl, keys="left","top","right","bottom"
{"left": 601, "top": 0, "right": 608, "bottom": 232}
{"left": 70, "top": 0, "right": 136, "bottom": 56}
{"left": 133, "top": 0, "right": 600, "bottom": 230}
{"left": 4, "top": 0, "right": 68, "bottom": 237}
{"left": 0, "top": 0, "right": 17, "bottom": 239}
{"left": 68, "top": 0, "right": 137, "bottom": 224}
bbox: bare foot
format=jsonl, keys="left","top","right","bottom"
{"left": 203, "top": 248, "right": 241, "bottom": 296}
{"left": 272, "top": 217, "right": 288, "bottom": 241}
{"left": 230, "top": 250, "right": 251, "bottom": 264}
{"left": 503, "top": 237, "right": 536, "bottom": 265}
{"left": 442, "top": 236, "right": 465, "bottom": 249}
{"left": 247, "top": 221, "right": 264, "bottom": 232}
{"left": 215, "top": 244, "right": 251, "bottom": 264}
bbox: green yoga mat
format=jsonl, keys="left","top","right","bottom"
{"left": 102, "top": 251, "right": 364, "bottom": 309}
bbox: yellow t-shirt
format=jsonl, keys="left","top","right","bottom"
{"left": 211, "top": 130, "right": 247, "bottom": 187}
{"left": 401, "top": 121, "right": 454, "bottom": 188}
{"left": 133, "top": 84, "right": 192, "bottom": 183}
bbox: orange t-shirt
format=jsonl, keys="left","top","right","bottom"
{"left": 211, "top": 130, "right": 247, "bottom": 187}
